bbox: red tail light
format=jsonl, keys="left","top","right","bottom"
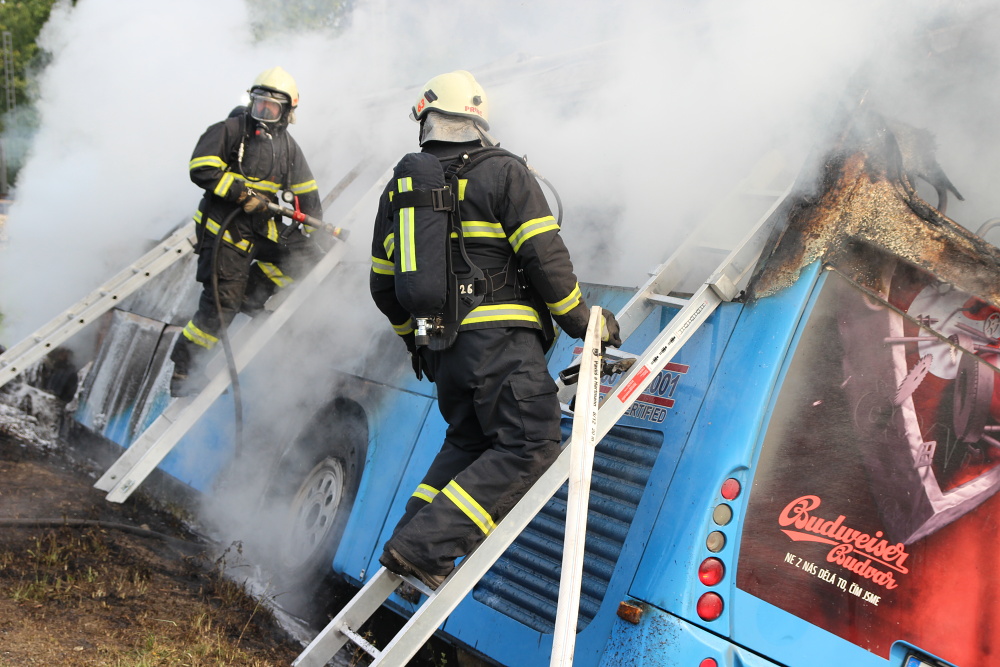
{"left": 697, "top": 592, "right": 724, "bottom": 621}
{"left": 721, "top": 477, "right": 741, "bottom": 500}
{"left": 698, "top": 557, "right": 725, "bottom": 586}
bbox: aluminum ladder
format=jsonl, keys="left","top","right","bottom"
{"left": 0, "top": 221, "right": 198, "bottom": 390}
{"left": 94, "top": 168, "right": 390, "bottom": 503}
{"left": 292, "top": 176, "right": 792, "bottom": 667}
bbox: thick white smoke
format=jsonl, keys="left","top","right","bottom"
{"left": 3, "top": 0, "right": 998, "bottom": 342}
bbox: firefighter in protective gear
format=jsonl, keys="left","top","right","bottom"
{"left": 370, "top": 70, "right": 621, "bottom": 589}
{"left": 169, "top": 66, "right": 324, "bottom": 397}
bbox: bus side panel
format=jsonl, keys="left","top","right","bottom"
{"left": 332, "top": 388, "right": 438, "bottom": 584}
{"left": 627, "top": 262, "right": 824, "bottom": 622}
{"left": 599, "top": 603, "right": 782, "bottom": 667}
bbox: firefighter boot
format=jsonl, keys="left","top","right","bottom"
{"left": 379, "top": 547, "right": 450, "bottom": 591}
{"left": 169, "top": 339, "right": 209, "bottom": 398}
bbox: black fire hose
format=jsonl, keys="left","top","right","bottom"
{"left": 210, "top": 208, "right": 246, "bottom": 458}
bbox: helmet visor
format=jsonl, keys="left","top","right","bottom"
{"left": 249, "top": 90, "right": 287, "bottom": 123}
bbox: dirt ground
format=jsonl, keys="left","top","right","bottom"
{"left": 0, "top": 430, "right": 309, "bottom": 666}
{"left": 0, "top": 386, "right": 477, "bottom": 667}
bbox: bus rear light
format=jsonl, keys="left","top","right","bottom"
{"left": 705, "top": 530, "right": 726, "bottom": 553}
{"left": 699, "top": 659, "right": 718, "bottom": 667}
{"left": 721, "top": 477, "right": 741, "bottom": 500}
{"left": 712, "top": 503, "right": 732, "bottom": 526}
{"left": 697, "top": 592, "right": 724, "bottom": 621}
{"left": 698, "top": 557, "right": 725, "bottom": 586}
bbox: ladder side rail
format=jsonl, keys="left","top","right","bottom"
{"left": 706, "top": 180, "right": 793, "bottom": 300}
{"left": 293, "top": 567, "right": 404, "bottom": 667}
{"left": 613, "top": 245, "right": 692, "bottom": 343}
{"left": 0, "top": 222, "right": 198, "bottom": 389}
{"left": 551, "top": 307, "right": 603, "bottom": 666}
{"left": 100, "top": 168, "right": 392, "bottom": 503}
{"left": 556, "top": 180, "right": 793, "bottom": 405}
{"left": 104, "top": 239, "right": 350, "bottom": 502}
{"left": 321, "top": 158, "right": 371, "bottom": 210}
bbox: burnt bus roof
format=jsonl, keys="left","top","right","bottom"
{"left": 749, "top": 108, "right": 1000, "bottom": 311}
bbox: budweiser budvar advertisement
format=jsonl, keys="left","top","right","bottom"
{"left": 737, "top": 264, "right": 1000, "bottom": 665}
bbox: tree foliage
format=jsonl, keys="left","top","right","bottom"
{"left": 0, "top": 0, "right": 62, "bottom": 124}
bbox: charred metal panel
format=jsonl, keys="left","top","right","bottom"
{"left": 751, "top": 111, "right": 1000, "bottom": 309}
{"left": 74, "top": 309, "right": 172, "bottom": 446}
{"left": 117, "top": 251, "right": 201, "bottom": 327}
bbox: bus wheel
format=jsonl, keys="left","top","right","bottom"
{"left": 261, "top": 399, "right": 367, "bottom": 620}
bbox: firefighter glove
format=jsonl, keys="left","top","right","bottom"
{"left": 600, "top": 308, "right": 622, "bottom": 347}
{"left": 237, "top": 188, "right": 269, "bottom": 214}
{"left": 401, "top": 332, "right": 425, "bottom": 381}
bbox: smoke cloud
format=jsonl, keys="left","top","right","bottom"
{"left": 3, "top": 0, "right": 999, "bottom": 340}
{"left": 3, "top": 0, "right": 1000, "bottom": 626}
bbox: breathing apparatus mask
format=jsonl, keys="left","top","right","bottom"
{"left": 248, "top": 88, "right": 289, "bottom": 127}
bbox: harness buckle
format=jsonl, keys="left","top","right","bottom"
{"left": 431, "top": 186, "right": 454, "bottom": 212}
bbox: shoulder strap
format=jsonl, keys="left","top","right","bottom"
{"left": 443, "top": 146, "right": 521, "bottom": 179}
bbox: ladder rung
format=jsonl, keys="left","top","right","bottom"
{"left": 646, "top": 293, "right": 690, "bottom": 309}
{"left": 340, "top": 624, "right": 381, "bottom": 659}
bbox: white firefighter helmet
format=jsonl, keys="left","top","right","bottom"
{"left": 248, "top": 66, "right": 298, "bottom": 124}
{"left": 411, "top": 70, "right": 489, "bottom": 130}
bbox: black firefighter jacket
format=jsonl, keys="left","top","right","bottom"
{"left": 188, "top": 113, "right": 321, "bottom": 254}
{"left": 370, "top": 140, "right": 591, "bottom": 342}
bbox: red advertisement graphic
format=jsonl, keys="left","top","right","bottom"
{"left": 572, "top": 346, "right": 690, "bottom": 424}
{"left": 737, "top": 268, "right": 1000, "bottom": 666}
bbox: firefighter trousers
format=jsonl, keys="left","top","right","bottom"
{"left": 170, "top": 231, "right": 322, "bottom": 374}
{"left": 384, "top": 326, "right": 562, "bottom": 576}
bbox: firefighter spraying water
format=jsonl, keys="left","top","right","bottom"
{"left": 169, "top": 66, "right": 329, "bottom": 398}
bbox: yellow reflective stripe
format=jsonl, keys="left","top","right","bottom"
{"left": 232, "top": 174, "right": 281, "bottom": 194}
{"left": 289, "top": 179, "right": 318, "bottom": 194}
{"left": 442, "top": 480, "right": 496, "bottom": 535}
{"left": 195, "top": 211, "right": 253, "bottom": 252}
{"left": 393, "top": 318, "right": 415, "bottom": 336}
{"left": 460, "top": 220, "right": 505, "bottom": 238}
{"left": 509, "top": 215, "right": 559, "bottom": 253}
{"left": 412, "top": 483, "right": 439, "bottom": 504}
{"left": 266, "top": 218, "right": 280, "bottom": 242}
{"left": 462, "top": 304, "right": 541, "bottom": 327}
{"left": 458, "top": 179, "right": 467, "bottom": 200}
{"left": 397, "top": 177, "right": 417, "bottom": 272}
{"left": 214, "top": 172, "right": 237, "bottom": 197}
{"left": 190, "top": 155, "right": 227, "bottom": 170}
{"left": 547, "top": 283, "right": 582, "bottom": 316}
{"left": 383, "top": 233, "right": 395, "bottom": 260}
{"left": 372, "top": 256, "right": 394, "bottom": 275}
{"left": 257, "top": 261, "right": 293, "bottom": 287}
{"left": 181, "top": 320, "right": 218, "bottom": 350}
